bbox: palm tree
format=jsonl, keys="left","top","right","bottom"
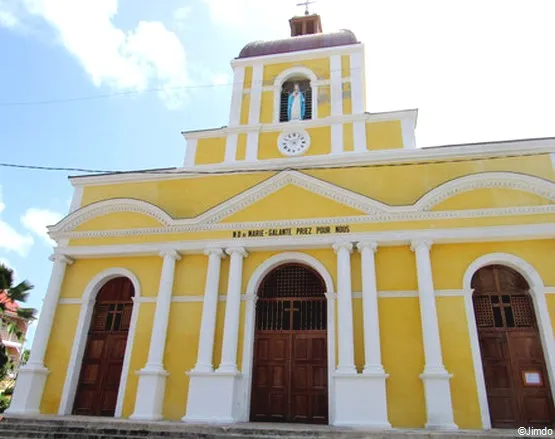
{"left": 0, "top": 264, "right": 36, "bottom": 368}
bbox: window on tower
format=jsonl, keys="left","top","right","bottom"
{"left": 280, "top": 79, "right": 312, "bottom": 123}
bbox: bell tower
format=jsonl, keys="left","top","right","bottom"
{"left": 290, "top": 0, "right": 323, "bottom": 36}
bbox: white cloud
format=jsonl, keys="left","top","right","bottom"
{"left": 201, "top": 0, "right": 555, "bottom": 147}
{"left": 21, "top": 208, "right": 63, "bottom": 247}
{"left": 173, "top": 6, "right": 192, "bottom": 31}
{"left": 0, "top": 189, "right": 34, "bottom": 257}
{"left": 5, "top": 0, "right": 191, "bottom": 109}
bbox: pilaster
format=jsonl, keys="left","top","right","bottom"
{"left": 131, "top": 249, "right": 180, "bottom": 421}
{"left": 411, "top": 239, "right": 458, "bottom": 430}
{"left": 7, "top": 254, "right": 73, "bottom": 415}
{"left": 332, "top": 241, "right": 356, "bottom": 375}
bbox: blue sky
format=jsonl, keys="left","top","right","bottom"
{"left": 0, "top": 0, "right": 554, "bottom": 347}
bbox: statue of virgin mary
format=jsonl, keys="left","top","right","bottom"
{"left": 287, "top": 83, "right": 306, "bottom": 121}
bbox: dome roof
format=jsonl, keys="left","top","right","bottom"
{"left": 237, "top": 29, "right": 358, "bottom": 59}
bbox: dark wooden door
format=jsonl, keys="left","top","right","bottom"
{"left": 473, "top": 265, "right": 555, "bottom": 428}
{"left": 73, "top": 277, "right": 134, "bottom": 416}
{"left": 250, "top": 264, "right": 328, "bottom": 424}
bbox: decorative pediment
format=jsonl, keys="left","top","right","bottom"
{"left": 49, "top": 171, "right": 555, "bottom": 240}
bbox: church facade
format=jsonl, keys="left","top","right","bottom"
{"left": 7, "top": 13, "right": 555, "bottom": 430}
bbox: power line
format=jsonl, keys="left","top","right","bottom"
{"left": 0, "top": 66, "right": 364, "bottom": 107}
{"left": 0, "top": 151, "right": 549, "bottom": 177}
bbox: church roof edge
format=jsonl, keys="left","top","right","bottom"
{"left": 237, "top": 29, "right": 358, "bottom": 59}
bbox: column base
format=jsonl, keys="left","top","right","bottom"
{"left": 182, "top": 370, "right": 242, "bottom": 423}
{"left": 332, "top": 372, "right": 391, "bottom": 428}
{"left": 420, "top": 369, "right": 458, "bottom": 430}
{"left": 129, "top": 367, "right": 169, "bottom": 421}
{"left": 6, "top": 364, "right": 49, "bottom": 416}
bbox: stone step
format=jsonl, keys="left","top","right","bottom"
{"left": 0, "top": 416, "right": 526, "bottom": 439}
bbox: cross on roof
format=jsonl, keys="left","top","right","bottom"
{"left": 296, "top": 0, "right": 317, "bottom": 16}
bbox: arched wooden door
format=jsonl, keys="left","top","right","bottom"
{"left": 250, "top": 263, "right": 328, "bottom": 424}
{"left": 73, "top": 277, "right": 134, "bottom": 416}
{"left": 472, "top": 265, "right": 555, "bottom": 428}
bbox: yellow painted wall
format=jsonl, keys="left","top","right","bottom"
{"left": 341, "top": 55, "right": 350, "bottom": 78}
{"left": 40, "top": 304, "right": 81, "bottom": 414}
{"left": 305, "top": 126, "right": 331, "bottom": 156}
{"left": 432, "top": 240, "right": 555, "bottom": 289}
{"left": 257, "top": 132, "right": 281, "bottom": 160}
{"left": 236, "top": 134, "right": 247, "bottom": 161}
{"left": 437, "top": 296, "right": 481, "bottom": 428}
{"left": 342, "top": 82, "right": 352, "bottom": 115}
{"left": 123, "top": 302, "right": 156, "bottom": 416}
{"left": 60, "top": 257, "right": 162, "bottom": 298}
{"left": 221, "top": 185, "right": 365, "bottom": 223}
{"left": 376, "top": 246, "right": 418, "bottom": 291}
{"left": 243, "top": 66, "right": 253, "bottom": 89}
{"left": 80, "top": 172, "right": 273, "bottom": 219}
{"left": 195, "top": 137, "right": 226, "bottom": 165}
{"left": 380, "top": 297, "right": 426, "bottom": 427}
{"left": 75, "top": 212, "right": 162, "bottom": 232}
{"left": 240, "top": 94, "right": 250, "bottom": 125}
{"left": 343, "top": 122, "right": 354, "bottom": 152}
{"left": 263, "top": 58, "right": 330, "bottom": 83}
{"left": 163, "top": 302, "right": 203, "bottom": 420}
{"left": 317, "top": 85, "right": 331, "bottom": 118}
{"left": 260, "top": 91, "right": 273, "bottom": 124}
{"left": 174, "top": 255, "right": 208, "bottom": 296}
{"left": 366, "top": 120, "right": 403, "bottom": 150}
{"left": 432, "top": 188, "right": 552, "bottom": 211}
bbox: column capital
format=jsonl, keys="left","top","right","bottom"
{"left": 225, "top": 246, "right": 247, "bottom": 258}
{"left": 243, "top": 294, "right": 258, "bottom": 303}
{"left": 410, "top": 239, "right": 433, "bottom": 253}
{"left": 357, "top": 240, "right": 378, "bottom": 253}
{"left": 204, "top": 247, "right": 225, "bottom": 258}
{"left": 49, "top": 254, "right": 74, "bottom": 265}
{"left": 333, "top": 241, "right": 353, "bottom": 254}
{"left": 159, "top": 249, "right": 181, "bottom": 261}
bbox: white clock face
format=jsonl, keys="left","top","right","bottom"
{"left": 278, "top": 130, "right": 310, "bottom": 156}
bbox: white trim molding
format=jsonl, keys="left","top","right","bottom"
{"left": 462, "top": 253, "right": 555, "bottom": 429}
{"left": 50, "top": 171, "right": 555, "bottom": 241}
{"left": 68, "top": 187, "right": 84, "bottom": 214}
{"left": 231, "top": 43, "right": 364, "bottom": 67}
{"left": 240, "top": 252, "right": 336, "bottom": 424}
{"left": 58, "top": 268, "right": 141, "bottom": 418}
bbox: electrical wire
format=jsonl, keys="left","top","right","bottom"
{"left": 0, "top": 66, "right": 363, "bottom": 107}
{"left": 0, "top": 151, "right": 550, "bottom": 177}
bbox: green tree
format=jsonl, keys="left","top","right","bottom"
{"left": 0, "top": 264, "right": 36, "bottom": 368}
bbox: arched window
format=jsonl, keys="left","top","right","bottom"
{"left": 279, "top": 78, "right": 313, "bottom": 122}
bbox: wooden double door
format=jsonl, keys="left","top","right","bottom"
{"left": 473, "top": 265, "right": 555, "bottom": 428}
{"left": 250, "top": 264, "right": 328, "bottom": 424}
{"left": 73, "top": 277, "right": 134, "bottom": 416}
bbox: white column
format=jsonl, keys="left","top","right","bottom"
{"left": 184, "top": 138, "right": 198, "bottom": 166}
{"left": 192, "top": 248, "right": 225, "bottom": 372}
{"left": 7, "top": 254, "right": 73, "bottom": 415}
{"left": 248, "top": 64, "right": 263, "bottom": 125}
{"left": 330, "top": 54, "right": 344, "bottom": 116}
{"left": 131, "top": 249, "right": 180, "bottom": 421}
{"left": 349, "top": 51, "right": 365, "bottom": 114}
{"left": 217, "top": 247, "right": 247, "bottom": 374}
{"left": 357, "top": 241, "right": 385, "bottom": 374}
{"left": 332, "top": 241, "right": 356, "bottom": 374}
{"left": 411, "top": 239, "right": 458, "bottom": 430}
{"left": 330, "top": 54, "right": 344, "bottom": 154}
{"left": 229, "top": 66, "right": 245, "bottom": 126}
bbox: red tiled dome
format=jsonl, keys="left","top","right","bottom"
{"left": 237, "top": 29, "right": 358, "bottom": 59}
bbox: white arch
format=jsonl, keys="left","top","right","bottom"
{"left": 239, "top": 252, "right": 336, "bottom": 423}
{"left": 462, "top": 253, "right": 555, "bottom": 429}
{"left": 414, "top": 172, "right": 555, "bottom": 212}
{"left": 49, "top": 198, "right": 174, "bottom": 235}
{"left": 58, "top": 268, "right": 142, "bottom": 418}
{"left": 272, "top": 66, "right": 320, "bottom": 123}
